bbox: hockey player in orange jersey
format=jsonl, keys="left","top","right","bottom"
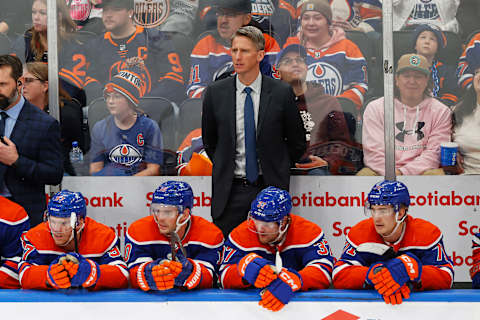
{"left": 126, "top": 181, "right": 224, "bottom": 291}
{"left": 19, "top": 190, "right": 128, "bottom": 290}
{"left": 0, "top": 197, "right": 29, "bottom": 288}
{"left": 219, "top": 186, "right": 334, "bottom": 312}
{"left": 471, "top": 233, "right": 480, "bottom": 289}
{"left": 333, "top": 180, "right": 454, "bottom": 304}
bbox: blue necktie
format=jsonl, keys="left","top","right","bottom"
{"left": 0, "top": 112, "right": 7, "bottom": 137}
{"left": 243, "top": 87, "right": 259, "bottom": 183}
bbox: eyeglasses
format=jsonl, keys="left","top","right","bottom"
{"left": 23, "top": 77, "right": 43, "bottom": 84}
{"left": 278, "top": 57, "right": 306, "bottom": 66}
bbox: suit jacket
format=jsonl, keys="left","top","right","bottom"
{"left": 1, "top": 99, "right": 63, "bottom": 226}
{"left": 202, "top": 75, "right": 306, "bottom": 219}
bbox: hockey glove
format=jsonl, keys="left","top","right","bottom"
{"left": 365, "top": 263, "right": 385, "bottom": 287}
{"left": 67, "top": 253, "right": 100, "bottom": 288}
{"left": 46, "top": 259, "right": 71, "bottom": 289}
{"left": 382, "top": 284, "right": 411, "bottom": 305}
{"left": 470, "top": 263, "right": 480, "bottom": 289}
{"left": 259, "top": 269, "right": 302, "bottom": 312}
{"left": 172, "top": 250, "right": 202, "bottom": 290}
{"left": 372, "top": 253, "right": 422, "bottom": 296}
{"left": 238, "top": 253, "right": 276, "bottom": 288}
{"left": 137, "top": 259, "right": 163, "bottom": 291}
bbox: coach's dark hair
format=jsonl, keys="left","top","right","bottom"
{"left": 231, "top": 26, "right": 265, "bottom": 51}
{"left": 0, "top": 55, "right": 23, "bottom": 82}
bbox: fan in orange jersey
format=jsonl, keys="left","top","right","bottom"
{"left": 125, "top": 181, "right": 224, "bottom": 291}
{"left": 0, "top": 197, "right": 29, "bottom": 289}
{"left": 219, "top": 186, "right": 334, "bottom": 312}
{"left": 333, "top": 180, "right": 454, "bottom": 305}
{"left": 18, "top": 190, "right": 128, "bottom": 290}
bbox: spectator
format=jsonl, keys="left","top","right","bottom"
{"left": 452, "top": 57, "right": 480, "bottom": 174}
{"left": 392, "top": 0, "right": 460, "bottom": 33}
{"left": 89, "top": 65, "right": 163, "bottom": 176}
{"left": 330, "top": 0, "right": 382, "bottom": 36}
{"left": 333, "top": 180, "right": 454, "bottom": 304}
{"left": 457, "top": 32, "right": 480, "bottom": 91}
{"left": 22, "top": 61, "right": 85, "bottom": 176}
{"left": 412, "top": 24, "right": 459, "bottom": 107}
{"left": 125, "top": 181, "right": 224, "bottom": 291}
{"left": 19, "top": 190, "right": 128, "bottom": 290}
{"left": 187, "top": 0, "right": 281, "bottom": 99}
{"left": 359, "top": 53, "right": 452, "bottom": 176}
{"left": 12, "top": 0, "right": 78, "bottom": 63}
{"left": 0, "top": 196, "right": 29, "bottom": 289}
{"left": 219, "top": 187, "right": 333, "bottom": 312}
{"left": 284, "top": 0, "right": 368, "bottom": 110}
{"left": 202, "top": 26, "right": 305, "bottom": 237}
{"left": 66, "top": 0, "right": 105, "bottom": 35}
{"left": 0, "top": 54, "right": 63, "bottom": 227}
{"left": 471, "top": 233, "right": 480, "bottom": 289}
{"left": 276, "top": 44, "right": 363, "bottom": 175}
{"left": 60, "top": 0, "right": 185, "bottom": 104}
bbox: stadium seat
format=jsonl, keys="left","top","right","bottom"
{"left": 177, "top": 98, "right": 203, "bottom": 145}
{"left": 87, "top": 97, "right": 109, "bottom": 133}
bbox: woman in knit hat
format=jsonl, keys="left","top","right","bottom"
{"left": 283, "top": 0, "right": 368, "bottom": 110}
{"left": 89, "top": 64, "right": 163, "bottom": 176}
{"left": 411, "top": 24, "right": 459, "bottom": 107}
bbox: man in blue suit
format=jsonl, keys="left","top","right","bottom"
{"left": 0, "top": 55, "right": 63, "bottom": 227}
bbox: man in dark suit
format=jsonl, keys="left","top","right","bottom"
{"left": 0, "top": 55, "right": 63, "bottom": 227}
{"left": 202, "top": 26, "right": 306, "bottom": 237}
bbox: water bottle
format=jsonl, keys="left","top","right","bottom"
{"left": 69, "top": 141, "right": 84, "bottom": 163}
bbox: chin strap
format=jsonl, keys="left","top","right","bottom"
{"left": 382, "top": 211, "right": 407, "bottom": 239}
{"left": 268, "top": 217, "right": 291, "bottom": 247}
{"left": 175, "top": 211, "right": 191, "bottom": 233}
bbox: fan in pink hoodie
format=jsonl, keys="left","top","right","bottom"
{"left": 360, "top": 53, "right": 452, "bottom": 176}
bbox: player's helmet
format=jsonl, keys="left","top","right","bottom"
{"left": 152, "top": 181, "right": 194, "bottom": 213}
{"left": 366, "top": 180, "right": 410, "bottom": 213}
{"left": 249, "top": 187, "right": 292, "bottom": 223}
{"left": 47, "top": 190, "right": 87, "bottom": 219}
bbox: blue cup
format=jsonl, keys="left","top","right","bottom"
{"left": 440, "top": 142, "right": 458, "bottom": 166}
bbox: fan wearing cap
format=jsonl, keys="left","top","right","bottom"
{"left": 411, "top": 24, "right": 459, "bottom": 107}
{"left": 18, "top": 190, "right": 128, "bottom": 290}
{"left": 333, "top": 180, "right": 454, "bottom": 304}
{"left": 187, "top": 0, "right": 281, "bottom": 99}
{"left": 451, "top": 43, "right": 480, "bottom": 175}
{"left": 125, "top": 181, "right": 223, "bottom": 291}
{"left": 219, "top": 186, "right": 333, "bottom": 312}
{"left": 276, "top": 44, "right": 363, "bottom": 175}
{"left": 359, "top": 53, "right": 452, "bottom": 176}
{"left": 89, "top": 66, "right": 163, "bottom": 176}
{"left": 283, "top": 0, "right": 368, "bottom": 110}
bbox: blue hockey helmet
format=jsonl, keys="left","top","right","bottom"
{"left": 152, "top": 181, "right": 194, "bottom": 213}
{"left": 249, "top": 187, "right": 292, "bottom": 223}
{"left": 367, "top": 180, "right": 410, "bottom": 213}
{"left": 47, "top": 190, "right": 87, "bottom": 219}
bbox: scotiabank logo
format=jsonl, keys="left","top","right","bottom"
{"left": 322, "top": 310, "right": 360, "bottom": 320}
{"left": 46, "top": 192, "right": 124, "bottom": 207}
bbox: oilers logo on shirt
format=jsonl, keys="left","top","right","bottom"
{"left": 109, "top": 144, "right": 143, "bottom": 166}
{"left": 307, "top": 62, "right": 343, "bottom": 96}
{"left": 133, "top": 0, "right": 170, "bottom": 28}
{"left": 411, "top": 0, "right": 440, "bottom": 20}
{"left": 251, "top": 0, "right": 275, "bottom": 24}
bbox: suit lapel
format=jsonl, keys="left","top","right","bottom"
{"left": 229, "top": 77, "right": 237, "bottom": 142}
{"left": 10, "top": 101, "right": 30, "bottom": 145}
{"left": 257, "top": 75, "right": 271, "bottom": 137}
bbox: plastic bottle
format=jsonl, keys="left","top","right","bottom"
{"left": 69, "top": 141, "right": 84, "bottom": 163}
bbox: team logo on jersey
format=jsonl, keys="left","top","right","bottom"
{"left": 251, "top": 0, "right": 274, "bottom": 23}
{"left": 109, "top": 144, "right": 142, "bottom": 166}
{"left": 307, "top": 62, "right": 343, "bottom": 96}
{"left": 133, "top": 0, "right": 170, "bottom": 28}
{"left": 213, "top": 62, "right": 235, "bottom": 81}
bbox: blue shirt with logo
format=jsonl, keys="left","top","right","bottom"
{"left": 90, "top": 114, "right": 163, "bottom": 176}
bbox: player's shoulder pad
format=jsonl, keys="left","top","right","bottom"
{"left": 80, "top": 217, "right": 118, "bottom": 255}
{"left": 282, "top": 214, "right": 324, "bottom": 249}
{"left": 228, "top": 220, "right": 265, "bottom": 252}
{"left": 0, "top": 196, "right": 29, "bottom": 225}
{"left": 127, "top": 215, "right": 165, "bottom": 243}
{"left": 24, "top": 222, "right": 57, "bottom": 250}
{"left": 402, "top": 216, "right": 442, "bottom": 249}
{"left": 346, "top": 218, "right": 383, "bottom": 248}
{"left": 186, "top": 215, "right": 224, "bottom": 247}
